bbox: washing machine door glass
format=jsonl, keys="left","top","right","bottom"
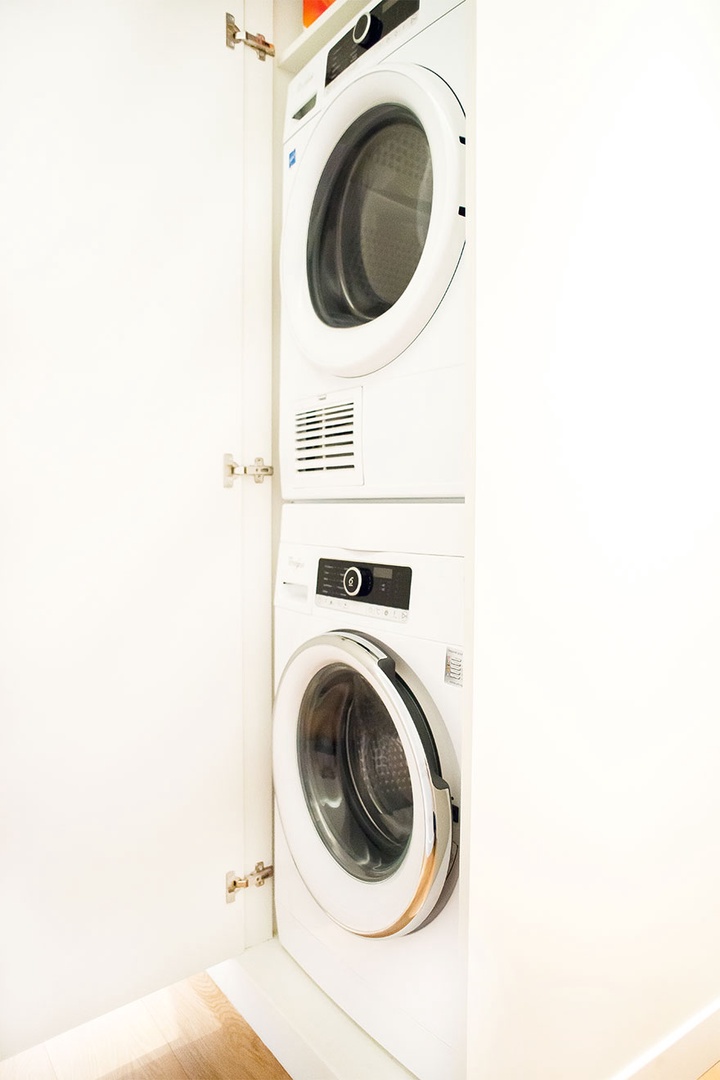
{"left": 297, "top": 661, "right": 414, "bottom": 882}
{"left": 273, "top": 631, "right": 457, "bottom": 938}
{"left": 307, "top": 104, "right": 432, "bottom": 328}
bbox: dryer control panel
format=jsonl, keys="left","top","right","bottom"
{"left": 316, "top": 558, "right": 412, "bottom": 621}
{"left": 325, "top": 0, "right": 420, "bottom": 86}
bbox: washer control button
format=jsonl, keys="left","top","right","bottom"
{"left": 352, "top": 13, "right": 382, "bottom": 49}
{"left": 343, "top": 565, "right": 371, "bottom": 597}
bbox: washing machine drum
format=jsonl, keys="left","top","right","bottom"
{"left": 282, "top": 65, "right": 466, "bottom": 378}
{"left": 273, "top": 631, "right": 456, "bottom": 938}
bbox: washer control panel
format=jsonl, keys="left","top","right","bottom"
{"left": 325, "top": 0, "right": 420, "bottom": 87}
{"left": 316, "top": 558, "right": 412, "bottom": 620}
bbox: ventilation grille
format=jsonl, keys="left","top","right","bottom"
{"left": 294, "top": 400, "right": 357, "bottom": 474}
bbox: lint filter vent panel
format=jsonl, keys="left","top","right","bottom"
{"left": 292, "top": 389, "right": 363, "bottom": 487}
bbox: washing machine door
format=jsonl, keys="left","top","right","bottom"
{"left": 281, "top": 64, "right": 465, "bottom": 378}
{"left": 273, "top": 631, "right": 456, "bottom": 938}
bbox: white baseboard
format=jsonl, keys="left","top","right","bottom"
{"left": 609, "top": 997, "right": 720, "bottom": 1080}
{"left": 208, "top": 938, "right": 415, "bottom": 1080}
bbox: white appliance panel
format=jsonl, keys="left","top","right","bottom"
{"left": 273, "top": 503, "right": 465, "bottom": 1079}
{"left": 279, "top": 0, "right": 468, "bottom": 500}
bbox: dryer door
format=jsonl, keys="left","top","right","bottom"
{"left": 281, "top": 65, "right": 465, "bottom": 378}
{"left": 273, "top": 631, "right": 456, "bottom": 938}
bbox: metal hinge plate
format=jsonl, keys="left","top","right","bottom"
{"left": 223, "top": 454, "right": 274, "bottom": 487}
{"left": 226, "top": 861, "right": 274, "bottom": 902}
{"left": 225, "top": 13, "right": 275, "bottom": 60}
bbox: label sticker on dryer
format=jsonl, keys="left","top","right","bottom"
{"left": 445, "top": 647, "right": 464, "bottom": 687}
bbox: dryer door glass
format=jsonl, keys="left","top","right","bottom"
{"left": 307, "top": 104, "right": 432, "bottom": 327}
{"left": 297, "top": 661, "right": 414, "bottom": 882}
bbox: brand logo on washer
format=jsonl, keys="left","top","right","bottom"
{"left": 288, "top": 555, "right": 304, "bottom": 570}
{"left": 445, "top": 648, "right": 463, "bottom": 687}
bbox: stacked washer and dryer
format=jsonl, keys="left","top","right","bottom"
{"left": 273, "top": 2, "right": 468, "bottom": 1077}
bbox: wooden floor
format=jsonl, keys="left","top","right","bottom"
{"left": 0, "top": 973, "right": 290, "bottom": 1080}
{"left": 3, "top": 977, "right": 720, "bottom": 1080}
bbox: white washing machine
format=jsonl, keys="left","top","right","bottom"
{"left": 279, "top": 0, "right": 468, "bottom": 501}
{"left": 273, "top": 502, "right": 465, "bottom": 1080}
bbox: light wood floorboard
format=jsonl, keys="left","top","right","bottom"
{"left": 145, "top": 974, "right": 290, "bottom": 1080}
{"left": 4, "top": 978, "right": 720, "bottom": 1080}
{"left": 0, "top": 1046, "right": 57, "bottom": 1080}
{"left": 0, "top": 973, "right": 290, "bottom": 1080}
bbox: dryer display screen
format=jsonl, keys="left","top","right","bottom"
{"left": 325, "top": 0, "right": 420, "bottom": 86}
{"left": 316, "top": 558, "right": 412, "bottom": 611}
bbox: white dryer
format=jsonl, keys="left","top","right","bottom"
{"left": 273, "top": 502, "right": 465, "bottom": 1080}
{"left": 279, "top": 0, "right": 468, "bottom": 501}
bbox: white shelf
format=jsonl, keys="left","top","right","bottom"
{"left": 279, "top": 0, "right": 369, "bottom": 72}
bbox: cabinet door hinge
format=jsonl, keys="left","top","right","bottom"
{"left": 226, "top": 861, "right": 274, "bottom": 902}
{"left": 225, "top": 13, "right": 275, "bottom": 60}
{"left": 223, "top": 454, "right": 274, "bottom": 487}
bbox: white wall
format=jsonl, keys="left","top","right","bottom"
{"left": 468, "top": 1, "right": 720, "bottom": 1077}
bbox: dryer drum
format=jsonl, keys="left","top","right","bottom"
{"left": 281, "top": 64, "right": 465, "bottom": 379}
{"left": 307, "top": 104, "right": 433, "bottom": 327}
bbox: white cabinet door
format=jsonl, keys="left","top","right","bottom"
{"left": 0, "top": 0, "right": 273, "bottom": 1057}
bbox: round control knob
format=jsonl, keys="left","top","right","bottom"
{"left": 343, "top": 565, "right": 372, "bottom": 598}
{"left": 352, "top": 13, "right": 382, "bottom": 49}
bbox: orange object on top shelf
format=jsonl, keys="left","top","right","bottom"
{"left": 303, "top": 0, "right": 335, "bottom": 27}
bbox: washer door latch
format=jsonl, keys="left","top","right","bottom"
{"left": 223, "top": 454, "right": 274, "bottom": 487}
